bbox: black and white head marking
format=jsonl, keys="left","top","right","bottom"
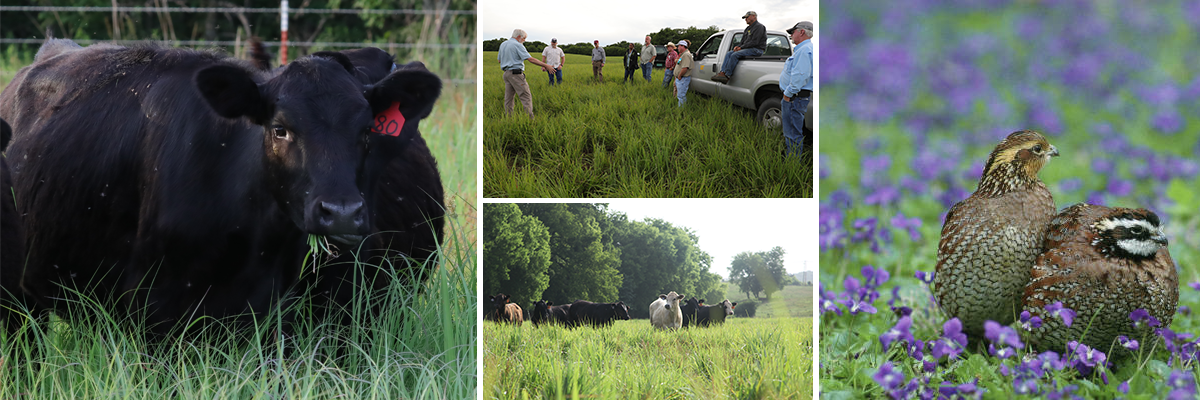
{"left": 1091, "top": 216, "right": 1168, "bottom": 260}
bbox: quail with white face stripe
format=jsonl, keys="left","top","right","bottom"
{"left": 1023, "top": 203, "right": 1178, "bottom": 353}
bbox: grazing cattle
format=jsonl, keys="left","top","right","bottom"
{"left": 0, "top": 39, "right": 444, "bottom": 335}
{"left": 649, "top": 291, "right": 685, "bottom": 330}
{"left": 489, "top": 294, "right": 523, "bottom": 325}
{"left": 696, "top": 299, "right": 738, "bottom": 326}
{"left": 680, "top": 297, "right": 703, "bottom": 327}
{"left": 530, "top": 300, "right": 572, "bottom": 327}
{"left": 568, "top": 300, "right": 630, "bottom": 327}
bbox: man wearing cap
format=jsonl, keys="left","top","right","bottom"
{"left": 498, "top": 28, "right": 555, "bottom": 118}
{"left": 662, "top": 42, "right": 678, "bottom": 89}
{"left": 542, "top": 38, "right": 566, "bottom": 86}
{"left": 640, "top": 36, "right": 657, "bottom": 83}
{"left": 591, "top": 40, "right": 607, "bottom": 82}
{"left": 713, "top": 11, "right": 766, "bottom": 83}
{"left": 673, "top": 40, "right": 693, "bottom": 106}
{"left": 780, "top": 21, "right": 813, "bottom": 155}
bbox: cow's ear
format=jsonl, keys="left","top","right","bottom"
{"left": 700, "top": 299, "right": 706, "bottom": 304}
{"left": 310, "top": 51, "right": 356, "bottom": 74}
{"left": 365, "top": 66, "right": 442, "bottom": 122}
{"left": 731, "top": 303, "right": 737, "bottom": 307}
{"left": 196, "top": 65, "right": 273, "bottom": 125}
{"left": 659, "top": 295, "right": 666, "bottom": 300}
{"left": 547, "top": 301, "right": 553, "bottom": 306}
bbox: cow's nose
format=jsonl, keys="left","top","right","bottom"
{"left": 665, "top": 304, "right": 671, "bottom": 310}
{"left": 315, "top": 199, "right": 365, "bottom": 234}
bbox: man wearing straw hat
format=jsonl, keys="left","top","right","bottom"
{"left": 661, "top": 42, "right": 678, "bottom": 89}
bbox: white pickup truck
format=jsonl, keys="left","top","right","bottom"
{"left": 689, "top": 29, "right": 794, "bottom": 129}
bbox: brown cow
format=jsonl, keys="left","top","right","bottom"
{"left": 489, "top": 293, "right": 524, "bottom": 325}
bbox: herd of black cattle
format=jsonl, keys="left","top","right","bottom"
{"left": 486, "top": 293, "right": 738, "bottom": 328}
{"left": 0, "top": 39, "right": 447, "bottom": 337}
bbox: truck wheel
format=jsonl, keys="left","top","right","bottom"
{"left": 757, "top": 96, "right": 783, "bottom": 130}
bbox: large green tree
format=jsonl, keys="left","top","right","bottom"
{"left": 611, "top": 216, "right": 720, "bottom": 318}
{"left": 518, "top": 203, "right": 622, "bottom": 305}
{"left": 482, "top": 203, "right": 551, "bottom": 307}
{"left": 729, "top": 247, "right": 788, "bottom": 300}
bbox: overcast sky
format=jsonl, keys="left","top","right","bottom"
{"left": 603, "top": 199, "right": 815, "bottom": 280}
{"left": 480, "top": 0, "right": 816, "bottom": 46}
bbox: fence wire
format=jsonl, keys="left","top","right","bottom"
{"left": 0, "top": 6, "right": 475, "bottom": 15}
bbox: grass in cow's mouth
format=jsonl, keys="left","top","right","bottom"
{"left": 0, "top": 81, "right": 477, "bottom": 399}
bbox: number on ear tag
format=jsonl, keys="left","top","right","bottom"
{"left": 371, "top": 102, "right": 406, "bottom": 137}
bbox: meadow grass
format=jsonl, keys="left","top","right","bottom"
{"left": 723, "top": 284, "right": 813, "bottom": 320}
{"left": 0, "top": 64, "right": 478, "bottom": 398}
{"left": 483, "top": 317, "right": 812, "bottom": 399}
{"left": 482, "top": 51, "right": 812, "bottom": 198}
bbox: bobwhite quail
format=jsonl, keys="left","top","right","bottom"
{"left": 933, "top": 130, "right": 1059, "bottom": 338}
{"left": 1023, "top": 203, "right": 1177, "bottom": 352}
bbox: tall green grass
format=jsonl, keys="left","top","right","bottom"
{"left": 483, "top": 318, "right": 813, "bottom": 399}
{"left": 482, "top": 51, "right": 812, "bottom": 198}
{"left": 723, "top": 283, "right": 813, "bottom": 319}
{"left": 0, "top": 66, "right": 478, "bottom": 398}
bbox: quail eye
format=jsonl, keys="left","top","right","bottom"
{"left": 1131, "top": 226, "right": 1146, "bottom": 235}
{"left": 1033, "top": 144, "right": 1043, "bottom": 153}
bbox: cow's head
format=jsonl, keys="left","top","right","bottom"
{"left": 721, "top": 300, "right": 737, "bottom": 316}
{"left": 195, "top": 52, "right": 441, "bottom": 239}
{"left": 532, "top": 300, "right": 552, "bottom": 324}
{"left": 682, "top": 297, "right": 702, "bottom": 312}
{"left": 612, "top": 301, "right": 630, "bottom": 320}
{"left": 662, "top": 291, "right": 684, "bottom": 309}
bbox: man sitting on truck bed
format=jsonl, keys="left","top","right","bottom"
{"left": 712, "top": 11, "right": 767, "bottom": 83}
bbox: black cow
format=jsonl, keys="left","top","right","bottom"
{"left": 530, "top": 300, "right": 572, "bottom": 327}
{"left": 0, "top": 39, "right": 444, "bottom": 335}
{"left": 696, "top": 299, "right": 738, "bottom": 326}
{"left": 1, "top": 118, "right": 30, "bottom": 333}
{"left": 680, "top": 297, "right": 703, "bottom": 327}
{"left": 567, "top": 300, "right": 630, "bottom": 328}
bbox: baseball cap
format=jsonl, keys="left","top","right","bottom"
{"left": 551, "top": 38, "right": 557, "bottom": 43}
{"left": 787, "top": 21, "right": 814, "bottom": 34}
{"left": 594, "top": 40, "right": 599, "bottom": 44}
{"left": 742, "top": 11, "right": 756, "bottom": 18}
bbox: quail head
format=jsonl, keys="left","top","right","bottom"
{"left": 932, "top": 130, "right": 1059, "bottom": 338}
{"left": 1023, "top": 203, "right": 1178, "bottom": 353}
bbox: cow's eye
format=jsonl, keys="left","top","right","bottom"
{"left": 272, "top": 126, "right": 289, "bottom": 140}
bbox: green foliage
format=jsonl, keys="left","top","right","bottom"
{"left": 482, "top": 51, "right": 812, "bottom": 198}
{"left": 645, "top": 25, "right": 722, "bottom": 50}
{"left": 483, "top": 318, "right": 813, "bottom": 399}
{"left": 729, "top": 247, "right": 787, "bottom": 300}
{"left": 482, "top": 203, "right": 551, "bottom": 306}
{"left": 725, "top": 282, "right": 811, "bottom": 319}
{"left": 734, "top": 301, "right": 758, "bottom": 317}
{"left": 518, "top": 203, "right": 623, "bottom": 304}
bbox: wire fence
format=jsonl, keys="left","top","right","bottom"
{"left": 0, "top": 6, "right": 475, "bottom": 15}
{"left": 0, "top": 6, "right": 477, "bottom": 85}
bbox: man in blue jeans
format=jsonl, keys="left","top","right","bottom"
{"left": 674, "top": 40, "right": 693, "bottom": 107}
{"left": 640, "top": 36, "right": 657, "bottom": 83}
{"left": 712, "top": 11, "right": 766, "bottom": 84}
{"left": 780, "top": 21, "right": 813, "bottom": 156}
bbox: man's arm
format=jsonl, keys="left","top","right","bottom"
{"left": 526, "top": 57, "right": 554, "bottom": 72}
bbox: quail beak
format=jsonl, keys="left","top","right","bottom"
{"left": 1153, "top": 230, "right": 1169, "bottom": 246}
{"left": 1048, "top": 145, "right": 1059, "bottom": 157}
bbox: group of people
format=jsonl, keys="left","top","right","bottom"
{"left": 496, "top": 14, "right": 813, "bottom": 156}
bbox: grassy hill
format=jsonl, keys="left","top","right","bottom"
{"left": 722, "top": 281, "right": 813, "bottom": 319}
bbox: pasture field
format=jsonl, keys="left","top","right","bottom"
{"left": 483, "top": 317, "right": 813, "bottom": 399}
{"left": 723, "top": 283, "right": 813, "bottom": 320}
{"left": 820, "top": 1, "right": 1200, "bottom": 398}
{"left": 0, "top": 61, "right": 479, "bottom": 398}
{"left": 482, "top": 51, "right": 812, "bottom": 198}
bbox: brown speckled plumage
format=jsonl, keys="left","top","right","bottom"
{"left": 933, "top": 130, "right": 1059, "bottom": 338}
{"left": 1023, "top": 203, "right": 1178, "bottom": 353}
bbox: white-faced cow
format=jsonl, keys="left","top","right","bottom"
{"left": 649, "top": 291, "right": 685, "bottom": 330}
{"left": 0, "top": 39, "right": 444, "bottom": 335}
{"left": 696, "top": 299, "right": 737, "bottom": 326}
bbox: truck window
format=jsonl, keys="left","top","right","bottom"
{"left": 697, "top": 34, "right": 724, "bottom": 59}
{"left": 764, "top": 34, "right": 793, "bottom": 56}
{"left": 730, "top": 33, "right": 743, "bottom": 49}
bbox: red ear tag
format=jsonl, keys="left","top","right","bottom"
{"left": 371, "top": 101, "right": 406, "bottom": 137}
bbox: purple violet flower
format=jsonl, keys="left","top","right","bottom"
{"left": 1119, "top": 336, "right": 1139, "bottom": 351}
{"left": 1045, "top": 302, "right": 1076, "bottom": 327}
{"left": 1130, "top": 308, "right": 1161, "bottom": 328}
{"left": 1019, "top": 310, "right": 1043, "bottom": 331}
{"left": 915, "top": 270, "right": 934, "bottom": 284}
{"left": 1167, "top": 370, "right": 1197, "bottom": 400}
{"left": 1066, "top": 341, "right": 1107, "bottom": 376}
{"left": 881, "top": 316, "right": 914, "bottom": 351}
{"left": 984, "top": 320, "right": 1024, "bottom": 349}
{"left": 931, "top": 318, "right": 968, "bottom": 360}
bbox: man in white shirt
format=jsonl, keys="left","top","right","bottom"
{"left": 542, "top": 38, "right": 566, "bottom": 86}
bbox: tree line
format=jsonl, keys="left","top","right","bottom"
{"left": 483, "top": 25, "right": 721, "bottom": 57}
{"left": 484, "top": 203, "right": 790, "bottom": 319}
